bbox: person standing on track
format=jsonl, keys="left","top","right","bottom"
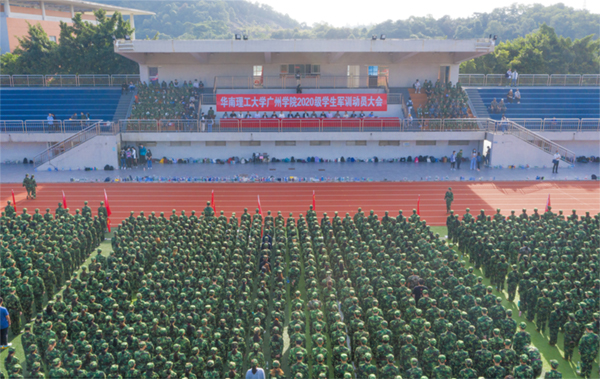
{"left": 450, "top": 151, "right": 456, "bottom": 170}
{"left": 23, "top": 174, "right": 31, "bottom": 199}
{"left": 552, "top": 151, "right": 560, "bottom": 174}
{"left": 30, "top": 175, "right": 37, "bottom": 199}
{"left": 444, "top": 187, "right": 454, "bottom": 214}
{"left": 456, "top": 150, "right": 463, "bottom": 170}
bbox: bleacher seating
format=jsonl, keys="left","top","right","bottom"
{"left": 130, "top": 82, "right": 200, "bottom": 120}
{"left": 475, "top": 87, "right": 600, "bottom": 120}
{"left": 0, "top": 88, "right": 121, "bottom": 121}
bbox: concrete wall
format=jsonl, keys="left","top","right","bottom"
{"left": 538, "top": 131, "right": 600, "bottom": 157}
{"left": 138, "top": 59, "right": 458, "bottom": 88}
{"left": 37, "top": 135, "right": 119, "bottom": 171}
{"left": 1, "top": 133, "right": 73, "bottom": 161}
{"left": 0, "top": 141, "right": 49, "bottom": 162}
{"left": 121, "top": 131, "right": 483, "bottom": 160}
{"left": 488, "top": 133, "right": 557, "bottom": 167}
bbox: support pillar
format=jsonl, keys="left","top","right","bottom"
{"left": 4, "top": 0, "right": 11, "bottom": 17}
{"left": 70, "top": 4, "right": 74, "bottom": 17}
{"left": 41, "top": 1, "right": 46, "bottom": 20}
{"left": 129, "top": 14, "right": 135, "bottom": 40}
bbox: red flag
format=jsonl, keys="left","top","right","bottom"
{"left": 257, "top": 195, "right": 263, "bottom": 216}
{"left": 104, "top": 189, "right": 112, "bottom": 217}
{"left": 417, "top": 195, "right": 421, "bottom": 216}
{"left": 545, "top": 194, "right": 551, "bottom": 212}
{"left": 11, "top": 189, "right": 17, "bottom": 214}
{"left": 211, "top": 190, "right": 216, "bottom": 212}
{"left": 312, "top": 190, "right": 316, "bottom": 211}
{"left": 62, "top": 191, "right": 67, "bottom": 209}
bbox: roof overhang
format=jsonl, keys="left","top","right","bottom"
{"left": 115, "top": 38, "right": 495, "bottom": 65}
{"left": 10, "top": 0, "right": 155, "bottom": 15}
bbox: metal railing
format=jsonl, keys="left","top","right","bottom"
{"left": 213, "top": 75, "right": 388, "bottom": 91}
{"left": 119, "top": 117, "right": 486, "bottom": 133}
{"left": 5, "top": 117, "right": 598, "bottom": 134}
{"left": 0, "top": 120, "right": 103, "bottom": 133}
{"left": 490, "top": 119, "right": 576, "bottom": 164}
{"left": 32, "top": 121, "right": 118, "bottom": 167}
{"left": 0, "top": 74, "right": 140, "bottom": 87}
{"left": 458, "top": 73, "right": 600, "bottom": 86}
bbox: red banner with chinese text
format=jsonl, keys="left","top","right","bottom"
{"left": 216, "top": 93, "right": 387, "bottom": 112}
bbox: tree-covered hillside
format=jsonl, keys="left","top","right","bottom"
{"left": 99, "top": 1, "right": 597, "bottom": 42}
{"left": 97, "top": 0, "right": 301, "bottom": 39}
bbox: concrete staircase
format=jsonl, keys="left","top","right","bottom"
{"left": 34, "top": 122, "right": 120, "bottom": 170}
{"left": 112, "top": 90, "right": 136, "bottom": 122}
{"left": 464, "top": 88, "right": 490, "bottom": 119}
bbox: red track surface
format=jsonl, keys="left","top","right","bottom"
{"left": 2, "top": 182, "right": 599, "bottom": 226}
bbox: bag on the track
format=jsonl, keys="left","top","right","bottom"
{"left": 407, "top": 156, "right": 412, "bottom": 162}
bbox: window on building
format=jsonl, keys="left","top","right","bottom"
{"left": 346, "top": 140, "right": 367, "bottom": 146}
{"left": 379, "top": 141, "right": 400, "bottom": 146}
{"left": 310, "top": 141, "right": 330, "bottom": 146}
{"left": 275, "top": 141, "right": 296, "bottom": 146}
{"left": 448, "top": 140, "right": 469, "bottom": 145}
{"left": 416, "top": 140, "right": 436, "bottom": 145}
{"left": 206, "top": 141, "right": 226, "bottom": 146}
{"left": 368, "top": 66, "right": 378, "bottom": 76}
{"left": 253, "top": 65, "right": 263, "bottom": 77}
{"left": 170, "top": 141, "right": 191, "bottom": 146}
{"left": 240, "top": 141, "right": 261, "bottom": 146}
{"left": 281, "top": 64, "right": 320, "bottom": 76}
{"left": 49, "top": 36, "right": 57, "bottom": 43}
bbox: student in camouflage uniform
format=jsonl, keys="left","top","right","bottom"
{"left": 578, "top": 323, "right": 599, "bottom": 379}
{"left": 1, "top": 201, "right": 598, "bottom": 379}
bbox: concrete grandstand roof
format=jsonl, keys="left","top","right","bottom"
{"left": 115, "top": 38, "right": 495, "bottom": 65}
{"left": 11, "top": 0, "right": 155, "bottom": 15}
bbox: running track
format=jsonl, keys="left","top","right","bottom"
{"left": 2, "top": 182, "right": 599, "bottom": 226}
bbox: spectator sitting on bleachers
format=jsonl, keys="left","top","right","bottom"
{"left": 489, "top": 98, "right": 499, "bottom": 113}
{"left": 421, "top": 79, "right": 469, "bottom": 118}
{"left": 130, "top": 81, "right": 198, "bottom": 120}
{"left": 514, "top": 89, "right": 521, "bottom": 104}
{"left": 507, "top": 89, "right": 514, "bottom": 104}
{"left": 414, "top": 79, "right": 421, "bottom": 93}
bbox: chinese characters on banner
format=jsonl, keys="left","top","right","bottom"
{"left": 216, "top": 94, "right": 387, "bottom": 112}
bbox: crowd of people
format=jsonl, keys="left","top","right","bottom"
{"left": 1, "top": 198, "right": 598, "bottom": 379}
{"left": 119, "top": 144, "right": 153, "bottom": 170}
{"left": 415, "top": 80, "right": 470, "bottom": 119}
{"left": 130, "top": 81, "right": 202, "bottom": 121}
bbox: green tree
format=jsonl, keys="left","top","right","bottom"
{"left": 5, "top": 10, "right": 137, "bottom": 75}
{"left": 460, "top": 24, "right": 599, "bottom": 74}
{"left": 57, "top": 10, "right": 137, "bottom": 74}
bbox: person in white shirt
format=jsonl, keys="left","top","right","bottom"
{"left": 326, "top": 111, "right": 333, "bottom": 118}
{"left": 414, "top": 79, "right": 421, "bottom": 93}
{"left": 278, "top": 112, "right": 285, "bottom": 118}
{"left": 343, "top": 111, "right": 350, "bottom": 118}
{"left": 552, "top": 151, "right": 561, "bottom": 173}
{"left": 511, "top": 70, "right": 519, "bottom": 86}
{"left": 505, "top": 69, "right": 512, "bottom": 85}
{"left": 253, "top": 112, "right": 261, "bottom": 119}
{"left": 514, "top": 89, "right": 521, "bottom": 104}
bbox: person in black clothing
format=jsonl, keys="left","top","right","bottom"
{"left": 412, "top": 279, "right": 428, "bottom": 304}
